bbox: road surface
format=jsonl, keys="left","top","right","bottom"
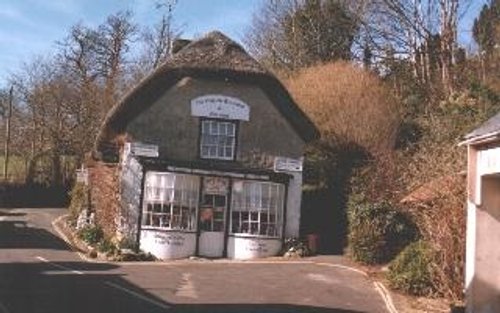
{"left": 0, "top": 207, "right": 388, "bottom": 313}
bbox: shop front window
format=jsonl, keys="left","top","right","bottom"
{"left": 230, "top": 180, "right": 285, "bottom": 237}
{"left": 142, "top": 172, "right": 199, "bottom": 231}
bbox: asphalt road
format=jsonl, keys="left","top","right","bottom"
{"left": 0, "top": 207, "right": 388, "bottom": 313}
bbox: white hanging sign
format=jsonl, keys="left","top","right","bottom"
{"left": 124, "top": 142, "right": 159, "bottom": 158}
{"left": 191, "top": 95, "right": 250, "bottom": 121}
{"left": 274, "top": 157, "right": 303, "bottom": 172}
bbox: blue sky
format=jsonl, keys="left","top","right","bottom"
{"left": 0, "top": 0, "right": 264, "bottom": 84}
{"left": 0, "top": 0, "right": 488, "bottom": 85}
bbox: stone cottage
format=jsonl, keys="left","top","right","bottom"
{"left": 461, "top": 113, "right": 500, "bottom": 313}
{"left": 89, "top": 31, "right": 319, "bottom": 260}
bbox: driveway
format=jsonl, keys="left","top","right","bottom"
{"left": 0, "top": 207, "right": 390, "bottom": 313}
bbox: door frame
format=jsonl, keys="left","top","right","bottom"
{"left": 195, "top": 176, "right": 231, "bottom": 258}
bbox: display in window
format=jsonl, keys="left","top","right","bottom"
{"left": 142, "top": 172, "right": 199, "bottom": 231}
{"left": 230, "top": 180, "right": 284, "bottom": 237}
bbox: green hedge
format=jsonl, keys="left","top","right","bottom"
{"left": 387, "top": 240, "right": 435, "bottom": 296}
{"left": 348, "top": 195, "right": 418, "bottom": 264}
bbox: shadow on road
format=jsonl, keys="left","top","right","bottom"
{"left": 0, "top": 183, "right": 69, "bottom": 208}
{"left": 0, "top": 220, "right": 68, "bottom": 250}
{"left": 0, "top": 260, "right": 368, "bottom": 313}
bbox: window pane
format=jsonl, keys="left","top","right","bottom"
{"left": 214, "top": 195, "right": 226, "bottom": 207}
{"left": 209, "top": 146, "right": 217, "bottom": 157}
{"left": 217, "top": 147, "right": 224, "bottom": 158}
{"left": 213, "top": 221, "right": 224, "bottom": 232}
{"left": 201, "top": 146, "right": 209, "bottom": 157}
{"left": 227, "top": 123, "right": 235, "bottom": 135}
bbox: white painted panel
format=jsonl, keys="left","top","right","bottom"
{"left": 285, "top": 172, "right": 302, "bottom": 238}
{"left": 140, "top": 229, "right": 196, "bottom": 260}
{"left": 227, "top": 236, "right": 282, "bottom": 259}
{"left": 191, "top": 94, "right": 250, "bottom": 121}
{"left": 465, "top": 200, "right": 477, "bottom": 291}
{"left": 199, "top": 232, "right": 225, "bottom": 257}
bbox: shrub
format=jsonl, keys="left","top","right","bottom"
{"left": 78, "top": 225, "right": 103, "bottom": 245}
{"left": 348, "top": 196, "right": 418, "bottom": 264}
{"left": 118, "top": 237, "right": 139, "bottom": 251}
{"left": 97, "top": 238, "right": 116, "bottom": 254}
{"left": 281, "top": 237, "right": 310, "bottom": 257}
{"left": 68, "top": 183, "right": 89, "bottom": 224}
{"left": 387, "top": 241, "right": 435, "bottom": 296}
{"left": 286, "top": 61, "right": 401, "bottom": 155}
{"left": 404, "top": 176, "right": 466, "bottom": 299}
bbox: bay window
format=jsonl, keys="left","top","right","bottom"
{"left": 142, "top": 172, "right": 199, "bottom": 231}
{"left": 230, "top": 180, "right": 285, "bottom": 237}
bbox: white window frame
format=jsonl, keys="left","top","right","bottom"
{"left": 230, "top": 180, "right": 285, "bottom": 238}
{"left": 142, "top": 171, "right": 200, "bottom": 232}
{"left": 200, "top": 119, "right": 236, "bottom": 160}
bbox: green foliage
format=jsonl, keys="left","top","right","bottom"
{"left": 473, "top": 0, "right": 500, "bottom": 54}
{"left": 78, "top": 225, "right": 103, "bottom": 245}
{"left": 97, "top": 238, "right": 117, "bottom": 254}
{"left": 348, "top": 195, "right": 418, "bottom": 264}
{"left": 118, "top": 237, "right": 139, "bottom": 251}
{"left": 68, "top": 183, "right": 89, "bottom": 224}
{"left": 387, "top": 241, "right": 435, "bottom": 296}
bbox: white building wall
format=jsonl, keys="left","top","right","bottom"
{"left": 465, "top": 199, "right": 477, "bottom": 313}
{"left": 140, "top": 230, "right": 196, "bottom": 260}
{"left": 227, "top": 236, "right": 282, "bottom": 259}
{"left": 284, "top": 171, "right": 303, "bottom": 238}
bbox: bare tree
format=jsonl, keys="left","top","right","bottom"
{"left": 353, "top": 0, "right": 470, "bottom": 94}
{"left": 245, "top": 0, "right": 359, "bottom": 71}
{"left": 95, "top": 11, "right": 137, "bottom": 109}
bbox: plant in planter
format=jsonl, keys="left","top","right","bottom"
{"left": 282, "top": 237, "right": 310, "bottom": 257}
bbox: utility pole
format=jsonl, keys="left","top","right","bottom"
{"left": 3, "top": 86, "right": 13, "bottom": 180}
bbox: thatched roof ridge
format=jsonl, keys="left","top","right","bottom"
{"left": 94, "top": 31, "right": 319, "bottom": 157}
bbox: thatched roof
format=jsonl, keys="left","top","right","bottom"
{"left": 94, "top": 31, "right": 319, "bottom": 156}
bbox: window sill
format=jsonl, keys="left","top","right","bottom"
{"left": 141, "top": 226, "right": 197, "bottom": 234}
{"left": 229, "top": 233, "right": 282, "bottom": 240}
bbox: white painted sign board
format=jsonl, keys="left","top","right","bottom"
{"left": 125, "top": 142, "right": 159, "bottom": 158}
{"left": 274, "top": 157, "right": 303, "bottom": 172}
{"left": 191, "top": 95, "right": 250, "bottom": 121}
